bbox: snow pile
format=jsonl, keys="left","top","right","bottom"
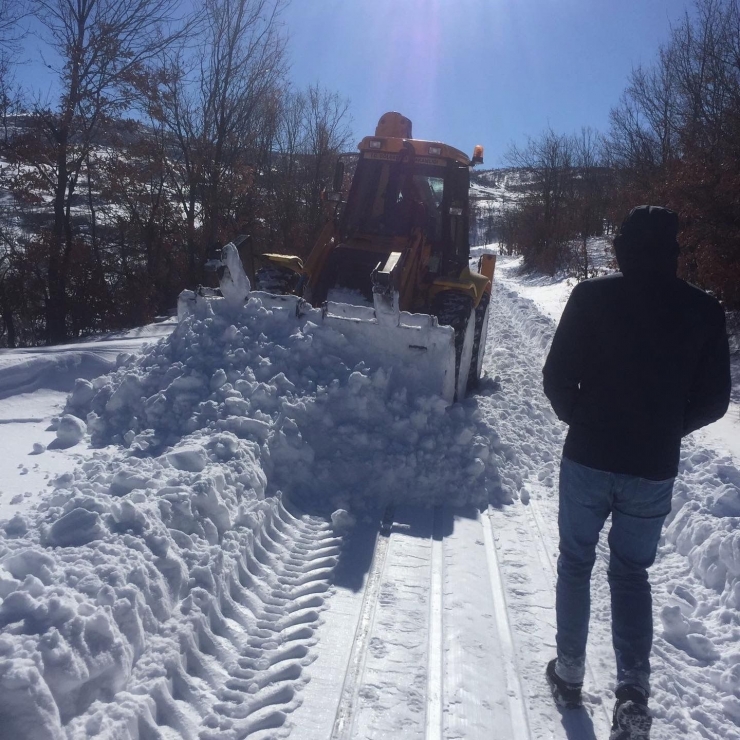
{"left": 0, "top": 476, "right": 336, "bottom": 738}
{"left": 663, "top": 453, "right": 740, "bottom": 609}
{"left": 0, "top": 425, "right": 339, "bottom": 738}
{"left": 0, "top": 322, "right": 176, "bottom": 401}
{"left": 219, "top": 242, "right": 251, "bottom": 307}
{"left": 67, "top": 290, "right": 499, "bottom": 511}
{"left": 54, "top": 415, "right": 87, "bottom": 449}
{"left": 0, "top": 285, "right": 501, "bottom": 736}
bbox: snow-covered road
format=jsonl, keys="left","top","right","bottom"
{"left": 0, "top": 259, "right": 738, "bottom": 739}
{"left": 283, "top": 277, "right": 616, "bottom": 740}
{"left": 289, "top": 269, "right": 740, "bottom": 740}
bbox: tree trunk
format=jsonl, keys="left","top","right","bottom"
{"left": 46, "top": 138, "right": 70, "bottom": 345}
{"left": 1, "top": 293, "right": 16, "bottom": 348}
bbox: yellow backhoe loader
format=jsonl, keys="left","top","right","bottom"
{"left": 183, "top": 112, "right": 496, "bottom": 403}
{"left": 257, "top": 113, "right": 495, "bottom": 402}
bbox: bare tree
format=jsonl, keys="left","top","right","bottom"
{"left": 0, "top": 54, "right": 23, "bottom": 146}
{"left": 26, "top": 0, "right": 189, "bottom": 343}
{"left": 507, "top": 128, "right": 576, "bottom": 273}
{"left": 0, "top": 0, "right": 27, "bottom": 346}
{"left": 0, "top": 0, "right": 26, "bottom": 143}
{"left": 606, "top": 0, "right": 740, "bottom": 307}
{"left": 157, "top": 0, "right": 288, "bottom": 284}
{"left": 262, "top": 84, "right": 351, "bottom": 257}
{"left": 269, "top": 89, "right": 308, "bottom": 253}
{"left": 504, "top": 127, "right": 613, "bottom": 276}
{"left": 571, "top": 128, "right": 610, "bottom": 279}
{"left": 0, "top": 0, "right": 359, "bottom": 344}
{"left": 0, "top": 0, "right": 26, "bottom": 52}
{"left": 605, "top": 52, "right": 680, "bottom": 188}
{"left": 90, "top": 119, "right": 186, "bottom": 322}
{"left": 302, "top": 85, "right": 352, "bottom": 239}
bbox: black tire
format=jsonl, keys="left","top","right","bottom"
{"left": 431, "top": 291, "right": 475, "bottom": 402}
{"left": 467, "top": 291, "right": 491, "bottom": 391}
{"left": 254, "top": 265, "right": 299, "bottom": 294}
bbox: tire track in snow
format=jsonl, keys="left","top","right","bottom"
{"left": 328, "top": 504, "right": 534, "bottom": 740}
{"left": 128, "top": 498, "right": 340, "bottom": 740}
{"left": 346, "top": 507, "right": 436, "bottom": 740}
{"left": 481, "top": 507, "right": 533, "bottom": 740}
{"left": 331, "top": 507, "right": 394, "bottom": 740}
{"left": 424, "top": 508, "right": 444, "bottom": 740}
{"left": 439, "top": 506, "right": 521, "bottom": 739}
{"left": 210, "top": 502, "right": 340, "bottom": 739}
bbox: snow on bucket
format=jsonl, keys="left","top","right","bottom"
{"left": 178, "top": 241, "right": 458, "bottom": 404}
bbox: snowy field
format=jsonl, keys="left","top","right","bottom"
{"left": 0, "top": 247, "right": 738, "bottom": 739}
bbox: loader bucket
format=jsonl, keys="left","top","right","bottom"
{"left": 179, "top": 240, "right": 460, "bottom": 404}
{"left": 178, "top": 288, "right": 458, "bottom": 403}
{"left": 255, "top": 291, "right": 458, "bottom": 403}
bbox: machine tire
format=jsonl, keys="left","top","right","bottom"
{"left": 467, "top": 291, "right": 491, "bottom": 391}
{"left": 255, "top": 265, "right": 298, "bottom": 294}
{"left": 432, "top": 291, "right": 475, "bottom": 402}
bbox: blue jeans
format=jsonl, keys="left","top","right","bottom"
{"left": 556, "top": 456, "right": 673, "bottom": 695}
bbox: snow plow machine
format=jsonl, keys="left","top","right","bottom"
{"left": 198, "top": 112, "right": 496, "bottom": 404}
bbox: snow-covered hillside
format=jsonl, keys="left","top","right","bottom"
{"left": 469, "top": 168, "right": 530, "bottom": 218}
{"left": 0, "top": 249, "right": 738, "bottom": 739}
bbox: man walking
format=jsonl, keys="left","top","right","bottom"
{"left": 542, "top": 206, "right": 731, "bottom": 739}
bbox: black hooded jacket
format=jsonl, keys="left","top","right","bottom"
{"left": 542, "top": 238, "right": 731, "bottom": 480}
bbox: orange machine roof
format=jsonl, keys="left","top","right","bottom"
{"left": 357, "top": 135, "right": 471, "bottom": 167}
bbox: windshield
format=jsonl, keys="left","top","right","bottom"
{"left": 343, "top": 158, "right": 446, "bottom": 240}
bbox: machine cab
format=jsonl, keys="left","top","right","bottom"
{"left": 306, "top": 113, "right": 479, "bottom": 309}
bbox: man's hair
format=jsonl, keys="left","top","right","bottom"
{"left": 614, "top": 205, "right": 679, "bottom": 254}
{"left": 614, "top": 205, "right": 680, "bottom": 276}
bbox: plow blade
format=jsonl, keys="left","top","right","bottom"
{"left": 254, "top": 291, "right": 458, "bottom": 404}
{"left": 178, "top": 241, "right": 459, "bottom": 404}
{"left": 179, "top": 288, "right": 457, "bottom": 404}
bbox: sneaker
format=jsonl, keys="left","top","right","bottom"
{"left": 610, "top": 685, "right": 652, "bottom": 740}
{"left": 546, "top": 658, "right": 583, "bottom": 709}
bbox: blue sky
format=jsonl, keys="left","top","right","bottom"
{"left": 14, "top": 0, "right": 694, "bottom": 166}
{"left": 283, "top": 0, "right": 694, "bottom": 165}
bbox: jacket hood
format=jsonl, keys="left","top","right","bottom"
{"left": 614, "top": 205, "right": 680, "bottom": 278}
